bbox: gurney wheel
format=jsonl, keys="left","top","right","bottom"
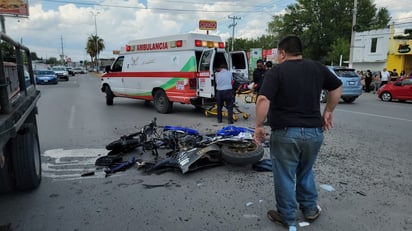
{"left": 233, "top": 114, "right": 239, "bottom": 121}
{"left": 204, "top": 110, "right": 209, "bottom": 117}
{"left": 243, "top": 113, "right": 249, "bottom": 119}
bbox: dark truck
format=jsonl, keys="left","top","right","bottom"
{"left": 0, "top": 32, "right": 42, "bottom": 193}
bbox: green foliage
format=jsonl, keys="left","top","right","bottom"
{"left": 325, "top": 38, "right": 350, "bottom": 65}
{"left": 259, "top": 0, "right": 392, "bottom": 62}
{"left": 30, "top": 52, "right": 40, "bottom": 60}
{"left": 45, "top": 57, "right": 58, "bottom": 65}
{"left": 0, "top": 41, "right": 15, "bottom": 61}
{"left": 86, "top": 35, "right": 105, "bottom": 64}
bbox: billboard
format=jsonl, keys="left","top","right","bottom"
{"left": 0, "top": 0, "right": 29, "bottom": 17}
{"left": 199, "top": 20, "right": 217, "bottom": 31}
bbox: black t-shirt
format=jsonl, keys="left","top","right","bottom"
{"left": 253, "top": 68, "right": 266, "bottom": 92}
{"left": 259, "top": 59, "right": 342, "bottom": 129}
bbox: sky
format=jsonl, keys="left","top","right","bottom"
{"left": 3, "top": 0, "right": 412, "bottom": 62}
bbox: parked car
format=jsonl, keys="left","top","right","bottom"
{"left": 51, "top": 66, "right": 69, "bottom": 81}
{"left": 72, "top": 67, "right": 87, "bottom": 74}
{"left": 34, "top": 69, "right": 58, "bottom": 84}
{"left": 320, "top": 66, "right": 363, "bottom": 103}
{"left": 378, "top": 76, "right": 412, "bottom": 102}
{"left": 66, "top": 67, "right": 75, "bottom": 76}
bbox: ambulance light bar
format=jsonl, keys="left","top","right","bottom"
{"left": 195, "top": 40, "right": 224, "bottom": 49}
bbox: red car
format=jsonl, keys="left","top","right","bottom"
{"left": 378, "top": 76, "right": 412, "bottom": 102}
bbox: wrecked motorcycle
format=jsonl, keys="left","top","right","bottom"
{"left": 147, "top": 125, "right": 264, "bottom": 174}
{"left": 99, "top": 118, "right": 264, "bottom": 174}
{"left": 105, "top": 117, "right": 160, "bottom": 155}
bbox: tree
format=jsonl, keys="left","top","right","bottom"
{"left": 266, "top": 0, "right": 391, "bottom": 62}
{"left": 86, "top": 35, "right": 105, "bottom": 67}
{"left": 325, "top": 37, "right": 350, "bottom": 65}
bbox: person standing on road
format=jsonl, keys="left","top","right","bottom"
{"left": 364, "top": 70, "right": 373, "bottom": 92}
{"left": 381, "top": 68, "right": 390, "bottom": 87}
{"left": 253, "top": 35, "right": 342, "bottom": 230}
{"left": 373, "top": 71, "right": 381, "bottom": 94}
{"left": 215, "top": 63, "right": 234, "bottom": 124}
{"left": 253, "top": 59, "right": 266, "bottom": 94}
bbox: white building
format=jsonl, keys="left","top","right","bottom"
{"left": 352, "top": 28, "right": 390, "bottom": 72}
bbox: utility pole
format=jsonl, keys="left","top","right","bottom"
{"left": 90, "top": 11, "right": 100, "bottom": 71}
{"left": 228, "top": 16, "right": 241, "bottom": 51}
{"left": 349, "top": 0, "right": 357, "bottom": 68}
{"left": 60, "top": 35, "right": 65, "bottom": 65}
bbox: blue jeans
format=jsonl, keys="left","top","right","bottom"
{"left": 270, "top": 127, "right": 324, "bottom": 226}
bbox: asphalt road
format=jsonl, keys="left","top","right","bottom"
{"left": 0, "top": 74, "right": 411, "bottom": 231}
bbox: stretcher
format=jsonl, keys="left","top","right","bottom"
{"left": 204, "top": 84, "right": 256, "bottom": 121}
{"left": 204, "top": 102, "right": 249, "bottom": 121}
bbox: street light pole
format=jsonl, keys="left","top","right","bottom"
{"left": 90, "top": 11, "right": 100, "bottom": 71}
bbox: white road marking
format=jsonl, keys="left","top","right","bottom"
{"left": 68, "top": 105, "right": 76, "bottom": 129}
{"left": 42, "top": 148, "right": 110, "bottom": 181}
{"left": 336, "top": 108, "right": 412, "bottom": 123}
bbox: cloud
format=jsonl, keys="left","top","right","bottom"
{"left": 3, "top": 0, "right": 412, "bottom": 62}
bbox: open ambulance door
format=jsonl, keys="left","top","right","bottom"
{"left": 229, "top": 51, "right": 249, "bottom": 81}
{"left": 197, "top": 49, "right": 216, "bottom": 98}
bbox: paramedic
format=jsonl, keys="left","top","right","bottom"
{"left": 253, "top": 35, "right": 342, "bottom": 229}
{"left": 215, "top": 63, "right": 234, "bottom": 124}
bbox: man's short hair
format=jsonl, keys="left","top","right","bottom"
{"left": 219, "top": 63, "right": 227, "bottom": 69}
{"left": 256, "top": 59, "right": 264, "bottom": 64}
{"left": 277, "top": 35, "right": 303, "bottom": 56}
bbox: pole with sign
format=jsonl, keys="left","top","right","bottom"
{"left": 199, "top": 20, "right": 217, "bottom": 35}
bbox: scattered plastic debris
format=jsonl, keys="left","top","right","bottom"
{"left": 243, "top": 214, "right": 259, "bottom": 218}
{"left": 142, "top": 182, "right": 171, "bottom": 189}
{"left": 245, "top": 202, "right": 254, "bottom": 207}
{"left": 258, "top": 199, "right": 264, "bottom": 203}
{"left": 299, "top": 221, "right": 310, "bottom": 227}
{"left": 289, "top": 225, "right": 297, "bottom": 231}
{"left": 320, "top": 184, "right": 335, "bottom": 192}
{"left": 81, "top": 171, "right": 95, "bottom": 177}
{"left": 356, "top": 191, "right": 367, "bottom": 196}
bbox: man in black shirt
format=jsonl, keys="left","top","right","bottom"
{"left": 254, "top": 35, "right": 342, "bottom": 229}
{"left": 252, "top": 59, "right": 266, "bottom": 93}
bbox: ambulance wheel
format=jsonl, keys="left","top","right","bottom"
{"left": 154, "top": 90, "right": 173, "bottom": 114}
{"left": 105, "top": 87, "right": 114, "bottom": 105}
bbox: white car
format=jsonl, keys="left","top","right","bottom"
{"left": 51, "top": 66, "right": 69, "bottom": 81}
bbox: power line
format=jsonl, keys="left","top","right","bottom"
{"left": 41, "top": 0, "right": 274, "bottom": 13}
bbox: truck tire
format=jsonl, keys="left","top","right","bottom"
{"left": 11, "top": 123, "right": 42, "bottom": 191}
{"left": 154, "top": 90, "right": 173, "bottom": 114}
{"left": 105, "top": 87, "right": 114, "bottom": 105}
{"left": 221, "top": 142, "right": 264, "bottom": 166}
{"left": 0, "top": 141, "right": 14, "bottom": 193}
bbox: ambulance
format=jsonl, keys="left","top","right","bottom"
{"left": 101, "top": 33, "right": 248, "bottom": 113}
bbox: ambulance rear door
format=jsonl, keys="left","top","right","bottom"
{"left": 197, "top": 49, "right": 216, "bottom": 98}
{"left": 229, "top": 51, "right": 249, "bottom": 81}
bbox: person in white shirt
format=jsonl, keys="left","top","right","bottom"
{"left": 215, "top": 63, "right": 234, "bottom": 124}
{"left": 380, "top": 67, "right": 390, "bottom": 87}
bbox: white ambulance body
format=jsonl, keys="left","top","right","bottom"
{"left": 101, "top": 33, "right": 248, "bottom": 113}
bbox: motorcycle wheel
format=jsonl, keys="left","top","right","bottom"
{"left": 221, "top": 142, "right": 264, "bottom": 166}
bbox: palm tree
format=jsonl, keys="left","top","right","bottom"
{"left": 86, "top": 35, "right": 105, "bottom": 70}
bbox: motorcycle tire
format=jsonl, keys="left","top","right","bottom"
{"left": 221, "top": 142, "right": 264, "bottom": 166}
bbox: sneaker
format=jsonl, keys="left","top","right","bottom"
{"left": 304, "top": 205, "right": 321, "bottom": 221}
{"left": 267, "top": 210, "right": 288, "bottom": 227}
